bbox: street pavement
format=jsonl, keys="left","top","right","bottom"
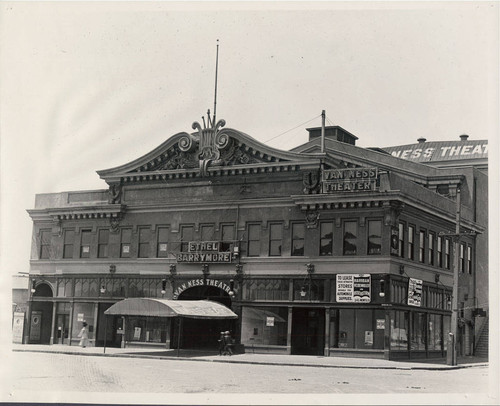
{"left": 11, "top": 343, "right": 488, "bottom": 371}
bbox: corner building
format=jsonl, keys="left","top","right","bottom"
{"left": 26, "top": 118, "right": 486, "bottom": 360}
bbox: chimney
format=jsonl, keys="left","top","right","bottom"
{"left": 417, "top": 137, "right": 426, "bottom": 144}
{"left": 460, "top": 134, "right": 469, "bottom": 141}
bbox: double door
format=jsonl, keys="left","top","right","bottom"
{"left": 291, "top": 308, "right": 325, "bottom": 355}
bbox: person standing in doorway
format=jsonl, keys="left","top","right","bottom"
{"left": 78, "top": 322, "right": 89, "bottom": 348}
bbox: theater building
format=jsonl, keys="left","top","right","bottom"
{"left": 25, "top": 116, "right": 487, "bottom": 360}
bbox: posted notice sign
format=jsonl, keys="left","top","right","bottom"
{"left": 408, "top": 278, "right": 423, "bottom": 307}
{"left": 336, "top": 274, "right": 371, "bottom": 303}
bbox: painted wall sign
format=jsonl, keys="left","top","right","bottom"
{"left": 408, "top": 278, "right": 423, "bottom": 307}
{"left": 322, "top": 167, "right": 378, "bottom": 193}
{"left": 336, "top": 274, "right": 371, "bottom": 302}
{"left": 12, "top": 312, "right": 25, "bottom": 344}
{"left": 172, "top": 278, "right": 232, "bottom": 299}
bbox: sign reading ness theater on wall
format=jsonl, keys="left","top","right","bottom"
{"left": 177, "top": 241, "right": 232, "bottom": 263}
{"left": 322, "top": 167, "right": 378, "bottom": 193}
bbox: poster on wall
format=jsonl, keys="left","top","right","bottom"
{"left": 336, "top": 274, "right": 371, "bottom": 302}
{"left": 408, "top": 278, "right": 423, "bottom": 306}
{"left": 12, "top": 312, "right": 25, "bottom": 343}
{"left": 266, "top": 317, "right": 275, "bottom": 327}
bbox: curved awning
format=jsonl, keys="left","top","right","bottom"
{"left": 104, "top": 298, "right": 238, "bottom": 319}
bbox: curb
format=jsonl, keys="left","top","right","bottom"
{"left": 12, "top": 348, "right": 488, "bottom": 371}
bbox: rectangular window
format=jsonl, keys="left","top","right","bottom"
{"left": 241, "top": 306, "right": 288, "bottom": 346}
{"left": 445, "top": 238, "right": 450, "bottom": 270}
{"left": 467, "top": 246, "right": 472, "bottom": 274}
{"left": 157, "top": 226, "right": 169, "bottom": 258}
{"left": 40, "top": 230, "right": 51, "bottom": 259}
{"left": 98, "top": 229, "right": 109, "bottom": 258}
{"left": 63, "top": 230, "right": 75, "bottom": 259}
{"left": 408, "top": 225, "right": 415, "bottom": 260}
{"left": 343, "top": 221, "right": 357, "bottom": 255}
{"left": 180, "top": 225, "right": 194, "bottom": 252}
{"left": 200, "top": 224, "right": 215, "bottom": 241}
{"left": 367, "top": 220, "right": 382, "bottom": 255}
{"left": 80, "top": 229, "right": 91, "bottom": 258}
{"left": 247, "top": 223, "right": 260, "bottom": 257}
{"left": 138, "top": 227, "right": 151, "bottom": 258}
{"left": 391, "top": 310, "right": 409, "bottom": 350}
{"left": 220, "top": 224, "right": 235, "bottom": 252}
{"left": 419, "top": 230, "right": 426, "bottom": 263}
{"left": 460, "top": 243, "right": 465, "bottom": 273}
{"left": 120, "top": 228, "right": 132, "bottom": 258}
{"left": 320, "top": 222, "right": 334, "bottom": 256}
{"left": 437, "top": 236, "right": 443, "bottom": 268}
{"left": 428, "top": 233, "right": 435, "bottom": 266}
{"left": 291, "top": 223, "right": 305, "bottom": 256}
{"left": 398, "top": 222, "right": 405, "bottom": 258}
{"left": 410, "top": 312, "right": 426, "bottom": 351}
{"left": 269, "top": 223, "right": 283, "bottom": 256}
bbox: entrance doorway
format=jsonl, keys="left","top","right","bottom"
{"left": 56, "top": 314, "right": 70, "bottom": 344}
{"left": 291, "top": 308, "right": 325, "bottom": 355}
{"left": 175, "top": 285, "right": 234, "bottom": 350}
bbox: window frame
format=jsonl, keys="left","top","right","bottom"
{"left": 460, "top": 243, "right": 466, "bottom": 273}
{"left": 319, "top": 221, "right": 334, "bottom": 256}
{"left": 367, "top": 219, "right": 382, "bottom": 255}
{"left": 419, "top": 229, "right": 426, "bottom": 263}
{"left": 444, "top": 238, "right": 451, "bottom": 270}
{"left": 246, "top": 223, "right": 261, "bottom": 257}
{"left": 408, "top": 225, "right": 415, "bottom": 261}
{"left": 467, "top": 245, "right": 472, "bottom": 274}
{"left": 138, "top": 226, "right": 151, "bottom": 258}
{"left": 63, "top": 229, "right": 75, "bottom": 259}
{"left": 180, "top": 224, "right": 195, "bottom": 253}
{"left": 80, "top": 229, "right": 92, "bottom": 259}
{"left": 97, "top": 228, "right": 110, "bottom": 258}
{"left": 40, "top": 229, "right": 52, "bottom": 260}
{"left": 428, "top": 232, "right": 435, "bottom": 266}
{"left": 156, "top": 226, "right": 170, "bottom": 258}
{"left": 120, "top": 228, "right": 132, "bottom": 258}
{"left": 220, "top": 223, "right": 236, "bottom": 253}
{"left": 268, "top": 222, "right": 283, "bottom": 257}
{"left": 398, "top": 222, "right": 405, "bottom": 258}
{"left": 343, "top": 220, "right": 358, "bottom": 256}
{"left": 437, "top": 235, "right": 443, "bottom": 268}
{"left": 291, "top": 222, "right": 305, "bottom": 257}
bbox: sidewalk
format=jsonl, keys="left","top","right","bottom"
{"left": 11, "top": 344, "right": 488, "bottom": 371}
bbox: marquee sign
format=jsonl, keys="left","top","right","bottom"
{"left": 177, "top": 241, "right": 232, "bottom": 263}
{"left": 322, "top": 167, "right": 378, "bottom": 193}
{"left": 336, "top": 274, "right": 371, "bottom": 303}
{"left": 172, "top": 278, "right": 232, "bottom": 299}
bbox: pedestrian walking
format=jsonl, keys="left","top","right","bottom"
{"left": 78, "top": 322, "right": 89, "bottom": 348}
{"left": 218, "top": 331, "right": 225, "bottom": 356}
{"left": 223, "top": 331, "right": 233, "bottom": 356}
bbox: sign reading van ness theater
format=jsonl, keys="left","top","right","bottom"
{"left": 322, "top": 167, "right": 378, "bottom": 193}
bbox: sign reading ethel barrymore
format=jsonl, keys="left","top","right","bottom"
{"left": 336, "top": 274, "right": 371, "bottom": 302}
{"left": 177, "top": 241, "right": 231, "bottom": 262}
{"left": 322, "top": 167, "right": 378, "bottom": 193}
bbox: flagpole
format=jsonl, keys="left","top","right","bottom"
{"left": 213, "top": 39, "right": 219, "bottom": 126}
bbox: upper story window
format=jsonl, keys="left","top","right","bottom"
{"left": 98, "top": 229, "right": 109, "bottom": 258}
{"left": 408, "top": 225, "right": 415, "bottom": 260}
{"left": 398, "top": 222, "right": 405, "bottom": 258}
{"left": 40, "top": 229, "right": 51, "bottom": 259}
{"left": 63, "top": 229, "right": 75, "bottom": 259}
{"left": 428, "top": 233, "right": 435, "bottom": 266}
{"left": 247, "top": 223, "right": 261, "bottom": 257}
{"left": 157, "top": 226, "right": 169, "bottom": 258}
{"left": 220, "top": 224, "right": 235, "bottom": 252}
{"left": 437, "top": 235, "right": 443, "bottom": 268}
{"left": 80, "top": 229, "right": 91, "bottom": 258}
{"left": 343, "top": 221, "right": 357, "bottom": 255}
{"left": 467, "top": 245, "right": 472, "bottom": 274}
{"left": 320, "top": 222, "right": 334, "bottom": 256}
{"left": 120, "top": 228, "right": 132, "bottom": 258}
{"left": 367, "top": 220, "right": 382, "bottom": 255}
{"left": 200, "top": 224, "right": 215, "bottom": 241}
{"left": 269, "top": 223, "right": 283, "bottom": 256}
{"left": 445, "top": 238, "right": 451, "bottom": 270}
{"left": 180, "top": 225, "right": 194, "bottom": 252}
{"left": 419, "top": 230, "right": 426, "bottom": 263}
{"left": 291, "top": 223, "right": 305, "bottom": 256}
{"left": 460, "top": 243, "right": 466, "bottom": 273}
{"left": 138, "top": 227, "right": 151, "bottom": 258}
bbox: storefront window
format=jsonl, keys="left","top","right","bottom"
{"left": 443, "top": 315, "right": 451, "bottom": 351}
{"left": 355, "top": 309, "right": 374, "bottom": 349}
{"left": 338, "top": 309, "right": 355, "bottom": 348}
{"left": 241, "top": 306, "right": 288, "bottom": 346}
{"left": 410, "top": 312, "right": 426, "bottom": 351}
{"left": 428, "top": 314, "right": 442, "bottom": 350}
{"left": 391, "top": 310, "right": 409, "bottom": 350}
{"left": 71, "top": 302, "right": 95, "bottom": 343}
{"left": 244, "top": 278, "right": 289, "bottom": 301}
{"left": 126, "top": 317, "right": 167, "bottom": 343}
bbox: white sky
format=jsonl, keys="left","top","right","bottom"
{"left": 0, "top": 2, "right": 498, "bottom": 276}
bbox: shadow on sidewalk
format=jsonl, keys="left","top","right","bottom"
{"left": 122, "top": 349, "right": 220, "bottom": 358}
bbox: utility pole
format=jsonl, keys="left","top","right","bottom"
{"left": 440, "top": 186, "right": 478, "bottom": 366}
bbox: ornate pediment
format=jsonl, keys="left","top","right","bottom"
{"left": 98, "top": 114, "right": 324, "bottom": 184}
